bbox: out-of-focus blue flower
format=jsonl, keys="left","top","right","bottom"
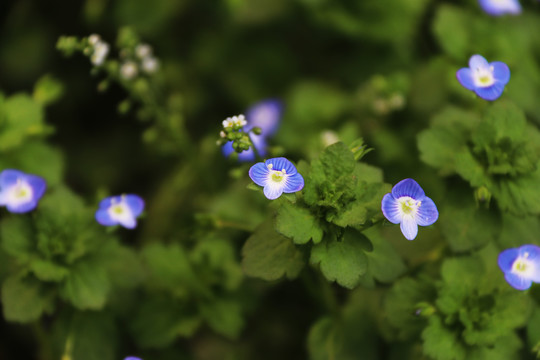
{"left": 245, "top": 99, "right": 283, "bottom": 137}
{"left": 381, "top": 179, "right": 438, "bottom": 240}
{"left": 498, "top": 244, "right": 540, "bottom": 290}
{"left": 0, "top": 169, "right": 46, "bottom": 213}
{"left": 222, "top": 99, "right": 283, "bottom": 162}
{"left": 456, "top": 54, "right": 510, "bottom": 101}
{"left": 249, "top": 157, "right": 304, "bottom": 200}
{"left": 124, "top": 357, "right": 142, "bottom": 360}
{"left": 479, "top": 0, "right": 521, "bottom": 16}
{"left": 95, "top": 194, "right": 145, "bottom": 229}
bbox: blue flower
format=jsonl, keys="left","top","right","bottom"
{"left": 124, "top": 357, "right": 142, "bottom": 360}
{"left": 498, "top": 244, "right": 540, "bottom": 290}
{"left": 95, "top": 194, "right": 145, "bottom": 229}
{"left": 222, "top": 99, "right": 283, "bottom": 162}
{"left": 381, "top": 179, "right": 438, "bottom": 240}
{"left": 456, "top": 54, "right": 510, "bottom": 101}
{"left": 0, "top": 169, "right": 46, "bottom": 213}
{"left": 479, "top": 0, "right": 521, "bottom": 16}
{"left": 249, "top": 157, "right": 304, "bottom": 200}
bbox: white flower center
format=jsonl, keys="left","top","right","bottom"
{"left": 6, "top": 179, "right": 33, "bottom": 206}
{"left": 108, "top": 196, "right": 133, "bottom": 222}
{"left": 267, "top": 164, "right": 287, "bottom": 183}
{"left": 473, "top": 66, "right": 495, "bottom": 87}
{"left": 511, "top": 252, "right": 534, "bottom": 277}
{"left": 398, "top": 196, "right": 421, "bottom": 216}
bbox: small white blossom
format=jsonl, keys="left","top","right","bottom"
{"left": 90, "top": 41, "right": 110, "bottom": 66}
{"left": 222, "top": 115, "right": 247, "bottom": 129}
{"left": 142, "top": 56, "right": 159, "bottom": 74}
{"left": 120, "top": 61, "right": 138, "bottom": 80}
{"left": 135, "top": 44, "right": 153, "bottom": 59}
{"left": 88, "top": 34, "right": 101, "bottom": 46}
{"left": 220, "top": 131, "right": 227, "bottom": 138}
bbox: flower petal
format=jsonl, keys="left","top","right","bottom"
{"left": 98, "top": 196, "right": 115, "bottom": 210}
{"left": 117, "top": 215, "right": 137, "bottom": 229}
{"left": 24, "top": 174, "right": 47, "bottom": 201}
{"left": 246, "top": 99, "right": 283, "bottom": 136}
{"left": 249, "top": 162, "right": 270, "bottom": 187}
{"left": 400, "top": 216, "right": 418, "bottom": 240}
{"left": 265, "top": 157, "right": 297, "bottom": 175}
{"left": 504, "top": 272, "right": 532, "bottom": 290}
{"left": 456, "top": 68, "right": 476, "bottom": 90}
{"left": 0, "top": 169, "right": 24, "bottom": 188}
{"left": 498, "top": 248, "right": 519, "bottom": 273}
{"left": 283, "top": 173, "right": 304, "bottom": 193}
{"left": 6, "top": 200, "right": 38, "bottom": 214}
{"left": 381, "top": 193, "right": 401, "bottom": 224}
{"left": 469, "top": 54, "right": 489, "bottom": 70}
{"left": 263, "top": 181, "right": 284, "bottom": 200}
{"left": 391, "top": 178, "right": 425, "bottom": 200}
{"left": 415, "top": 196, "right": 439, "bottom": 226}
{"left": 491, "top": 61, "right": 510, "bottom": 85}
{"left": 95, "top": 208, "right": 117, "bottom": 226}
{"left": 125, "top": 194, "right": 145, "bottom": 217}
{"left": 474, "top": 81, "right": 505, "bottom": 101}
{"left": 479, "top": 0, "right": 521, "bottom": 16}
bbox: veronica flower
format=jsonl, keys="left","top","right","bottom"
{"left": 249, "top": 157, "right": 304, "bottom": 200}
{"left": 124, "top": 357, "right": 142, "bottom": 360}
{"left": 381, "top": 179, "right": 438, "bottom": 240}
{"left": 95, "top": 194, "right": 145, "bottom": 229}
{"left": 222, "top": 99, "right": 283, "bottom": 162}
{"left": 456, "top": 54, "right": 510, "bottom": 101}
{"left": 498, "top": 244, "right": 540, "bottom": 290}
{"left": 478, "top": 0, "right": 521, "bottom": 16}
{"left": 0, "top": 169, "right": 46, "bottom": 213}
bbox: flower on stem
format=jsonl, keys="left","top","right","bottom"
{"left": 0, "top": 169, "right": 46, "bottom": 213}
{"left": 381, "top": 179, "right": 438, "bottom": 240}
{"left": 249, "top": 157, "right": 304, "bottom": 200}
{"left": 498, "top": 244, "right": 540, "bottom": 290}
{"left": 478, "top": 0, "right": 521, "bottom": 16}
{"left": 222, "top": 115, "right": 247, "bottom": 131}
{"left": 120, "top": 61, "right": 138, "bottom": 80}
{"left": 95, "top": 194, "right": 145, "bottom": 229}
{"left": 456, "top": 54, "right": 510, "bottom": 101}
{"left": 88, "top": 34, "right": 110, "bottom": 66}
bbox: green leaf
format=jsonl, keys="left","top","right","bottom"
{"left": 199, "top": 298, "right": 244, "bottom": 339}
{"left": 130, "top": 296, "right": 201, "bottom": 348}
{"left": 362, "top": 227, "right": 406, "bottom": 283}
{"left": 422, "top": 315, "right": 467, "bottom": 360}
{"left": 417, "top": 106, "right": 480, "bottom": 175}
{"left": 60, "top": 260, "right": 110, "bottom": 310}
{"left": 307, "top": 316, "right": 341, "bottom": 360}
{"left": 30, "top": 259, "right": 69, "bottom": 282}
{"left": 54, "top": 311, "right": 117, "bottom": 360}
{"left": 432, "top": 5, "right": 470, "bottom": 60}
{"left": 493, "top": 168, "right": 540, "bottom": 216}
{"left": 100, "top": 242, "right": 144, "bottom": 289}
{"left": 1, "top": 216, "right": 35, "bottom": 261}
{"left": 439, "top": 196, "right": 501, "bottom": 253}
{"left": 384, "top": 276, "right": 436, "bottom": 340}
{"left": 467, "top": 333, "right": 522, "bottom": 360}
{"left": 275, "top": 202, "right": 323, "bottom": 244}
{"left": 242, "top": 220, "right": 305, "bottom": 281}
{"left": 1, "top": 274, "right": 54, "bottom": 323}
{"left": 310, "top": 228, "right": 369, "bottom": 289}
{"left": 33, "top": 74, "right": 64, "bottom": 106}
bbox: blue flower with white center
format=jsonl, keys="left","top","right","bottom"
{"left": 381, "top": 179, "right": 438, "bottom": 240}
{"left": 456, "top": 54, "right": 510, "bottom": 101}
{"left": 0, "top": 169, "right": 46, "bottom": 213}
{"left": 95, "top": 194, "right": 145, "bottom": 229}
{"left": 479, "top": 0, "right": 521, "bottom": 16}
{"left": 124, "top": 357, "right": 142, "bottom": 360}
{"left": 498, "top": 244, "right": 540, "bottom": 290}
{"left": 249, "top": 157, "right": 304, "bottom": 200}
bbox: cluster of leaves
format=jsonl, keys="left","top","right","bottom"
{"left": 243, "top": 141, "right": 405, "bottom": 289}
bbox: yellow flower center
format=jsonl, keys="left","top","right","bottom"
{"left": 111, "top": 204, "right": 125, "bottom": 215}
{"left": 398, "top": 197, "right": 421, "bottom": 215}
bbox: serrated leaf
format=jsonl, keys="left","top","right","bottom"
{"left": 1, "top": 275, "right": 54, "bottom": 323}
{"left": 275, "top": 202, "right": 323, "bottom": 244}
{"left": 310, "top": 228, "right": 369, "bottom": 289}
{"left": 439, "top": 196, "right": 501, "bottom": 253}
{"left": 362, "top": 227, "right": 405, "bottom": 283}
{"left": 242, "top": 220, "right": 305, "bottom": 281}
{"left": 60, "top": 261, "right": 110, "bottom": 310}
{"left": 422, "top": 316, "right": 467, "bottom": 360}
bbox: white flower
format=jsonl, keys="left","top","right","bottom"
{"left": 90, "top": 41, "right": 110, "bottom": 66}
{"left": 135, "top": 44, "right": 153, "bottom": 59}
{"left": 222, "top": 115, "right": 247, "bottom": 129}
{"left": 142, "top": 56, "right": 159, "bottom": 74}
{"left": 120, "top": 61, "right": 138, "bottom": 80}
{"left": 88, "top": 34, "right": 101, "bottom": 46}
